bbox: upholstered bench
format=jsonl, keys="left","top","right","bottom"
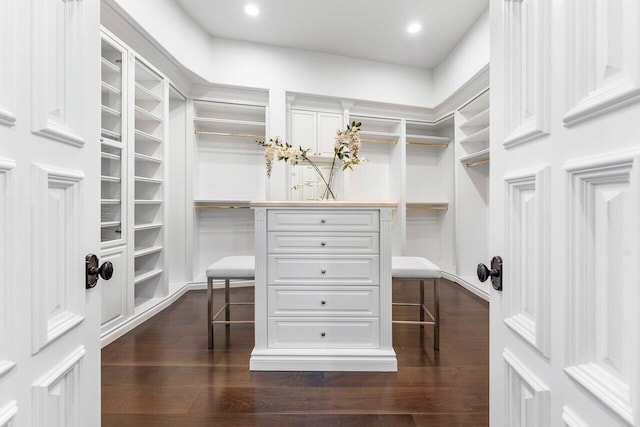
{"left": 205, "top": 255, "right": 441, "bottom": 350}
{"left": 206, "top": 256, "right": 255, "bottom": 349}
{"left": 391, "top": 256, "right": 441, "bottom": 350}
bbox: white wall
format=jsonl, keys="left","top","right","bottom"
{"left": 110, "top": 0, "right": 434, "bottom": 107}
{"left": 432, "top": 9, "right": 490, "bottom": 105}
{"left": 208, "top": 38, "right": 434, "bottom": 108}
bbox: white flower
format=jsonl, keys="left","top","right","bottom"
{"left": 258, "top": 122, "right": 365, "bottom": 200}
{"left": 264, "top": 143, "right": 276, "bottom": 177}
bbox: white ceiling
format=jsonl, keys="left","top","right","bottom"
{"left": 173, "top": 0, "right": 489, "bottom": 69}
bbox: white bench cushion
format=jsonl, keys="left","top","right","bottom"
{"left": 206, "top": 256, "right": 255, "bottom": 279}
{"left": 392, "top": 256, "right": 441, "bottom": 279}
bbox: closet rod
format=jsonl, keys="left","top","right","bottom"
{"left": 406, "top": 206, "right": 448, "bottom": 210}
{"left": 466, "top": 158, "right": 490, "bottom": 168}
{"left": 406, "top": 141, "right": 449, "bottom": 147}
{"left": 195, "top": 131, "right": 265, "bottom": 139}
{"left": 360, "top": 137, "right": 397, "bottom": 144}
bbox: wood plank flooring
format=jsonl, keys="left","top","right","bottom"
{"left": 102, "top": 279, "right": 489, "bottom": 426}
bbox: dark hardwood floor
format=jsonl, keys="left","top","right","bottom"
{"left": 102, "top": 279, "right": 489, "bottom": 426}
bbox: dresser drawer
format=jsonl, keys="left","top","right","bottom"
{"left": 267, "top": 255, "right": 379, "bottom": 285}
{"left": 268, "top": 232, "right": 379, "bottom": 254}
{"left": 268, "top": 319, "right": 379, "bottom": 349}
{"left": 267, "top": 210, "right": 379, "bottom": 232}
{"left": 268, "top": 286, "right": 379, "bottom": 317}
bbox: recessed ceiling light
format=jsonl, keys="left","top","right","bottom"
{"left": 407, "top": 23, "right": 421, "bottom": 34}
{"left": 244, "top": 4, "right": 260, "bottom": 16}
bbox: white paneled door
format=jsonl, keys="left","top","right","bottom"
{"left": 0, "top": 0, "right": 101, "bottom": 425}
{"left": 491, "top": 0, "right": 640, "bottom": 426}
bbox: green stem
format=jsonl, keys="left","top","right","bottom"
{"left": 304, "top": 156, "right": 336, "bottom": 200}
{"left": 324, "top": 151, "right": 339, "bottom": 200}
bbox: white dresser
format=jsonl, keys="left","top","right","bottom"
{"left": 250, "top": 201, "right": 397, "bottom": 371}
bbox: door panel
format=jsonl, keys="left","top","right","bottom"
{"left": 564, "top": 0, "right": 640, "bottom": 126}
{"left": 491, "top": 0, "right": 640, "bottom": 425}
{"left": 317, "top": 112, "right": 343, "bottom": 156}
{"left": 564, "top": 151, "right": 639, "bottom": 425}
{"left": 32, "top": 0, "right": 88, "bottom": 146}
{"left": 0, "top": 0, "right": 101, "bottom": 425}
{"left": 290, "top": 110, "right": 316, "bottom": 153}
{"left": 503, "top": 165, "right": 550, "bottom": 357}
{"left": 31, "top": 164, "right": 85, "bottom": 354}
{"left": 0, "top": 160, "right": 16, "bottom": 383}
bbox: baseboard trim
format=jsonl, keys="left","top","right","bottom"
{"left": 100, "top": 280, "right": 256, "bottom": 347}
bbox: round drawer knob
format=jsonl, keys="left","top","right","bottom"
{"left": 321, "top": 269, "right": 326, "bottom": 274}
{"left": 321, "top": 218, "right": 326, "bottom": 224}
{"left": 321, "top": 332, "right": 326, "bottom": 337}
{"left": 321, "top": 242, "right": 326, "bottom": 246}
{"left": 321, "top": 300, "right": 326, "bottom": 305}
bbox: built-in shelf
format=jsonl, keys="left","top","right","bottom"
{"left": 194, "top": 117, "right": 265, "bottom": 128}
{"left": 100, "top": 152, "right": 120, "bottom": 160}
{"left": 101, "top": 138, "right": 124, "bottom": 150}
{"left": 350, "top": 115, "right": 400, "bottom": 144}
{"left": 460, "top": 148, "right": 490, "bottom": 167}
{"left": 101, "top": 105, "right": 121, "bottom": 117}
{"left": 194, "top": 199, "right": 252, "bottom": 209}
{"left": 134, "top": 246, "right": 163, "bottom": 258}
{"left": 193, "top": 117, "right": 266, "bottom": 139}
{"left": 101, "top": 81, "right": 121, "bottom": 95}
{"left": 134, "top": 222, "right": 163, "bottom": 231}
{"left": 101, "top": 221, "right": 120, "bottom": 228}
{"left": 459, "top": 108, "right": 489, "bottom": 130}
{"left": 134, "top": 129, "right": 163, "bottom": 143}
{"left": 406, "top": 202, "right": 449, "bottom": 210}
{"left": 458, "top": 127, "right": 490, "bottom": 144}
{"left": 135, "top": 176, "right": 163, "bottom": 184}
{"left": 135, "top": 82, "right": 162, "bottom": 103}
{"left": 101, "top": 57, "right": 120, "bottom": 74}
{"left": 101, "top": 175, "right": 120, "bottom": 183}
{"left": 134, "top": 269, "right": 163, "bottom": 285}
{"left": 101, "top": 198, "right": 120, "bottom": 205}
{"left": 135, "top": 105, "right": 162, "bottom": 122}
{"left": 101, "top": 128, "right": 121, "bottom": 141}
{"left": 195, "top": 130, "right": 266, "bottom": 139}
{"left": 359, "top": 130, "right": 398, "bottom": 144}
{"left": 134, "top": 153, "right": 162, "bottom": 164}
{"left": 135, "top": 61, "right": 161, "bottom": 84}
{"left": 134, "top": 199, "right": 163, "bottom": 205}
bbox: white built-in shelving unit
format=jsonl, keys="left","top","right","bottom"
{"left": 192, "top": 98, "right": 268, "bottom": 282}
{"left": 404, "top": 116, "right": 456, "bottom": 274}
{"left": 193, "top": 100, "right": 267, "bottom": 202}
{"left": 454, "top": 88, "right": 491, "bottom": 296}
{"left": 132, "top": 58, "right": 167, "bottom": 313}
{"left": 345, "top": 115, "right": 401, "bottom": 203}
{"left": 352, "top": 114, "right": 401, "bottom": 144}
{"left": 100, "top": 38, "right": 125, "bottom": 246}
{"left": 100, "top": 34, "right": 130, "bottom": 337}
{"left": 99, "top": 25, "right": 190, "bottom": 344}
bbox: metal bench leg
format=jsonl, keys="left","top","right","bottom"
{"left": 419, "top": 280, "right": 425, "bottom": 328}
{"left": 208, "top": 277, "right": 213, "bottom": 349}
{"left": 225, "top": 279, "right": 230, "bottom": 328}
{"left": 434, "top": 278, "right": 440, "bottom": 350}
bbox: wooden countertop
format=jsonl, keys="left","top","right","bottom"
{"left": 249, "top": 201, "right": 398, "bottom": 208}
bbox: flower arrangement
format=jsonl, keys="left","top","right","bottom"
{"left": 258, "top": 121, "right": 366, "bottom": 200}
